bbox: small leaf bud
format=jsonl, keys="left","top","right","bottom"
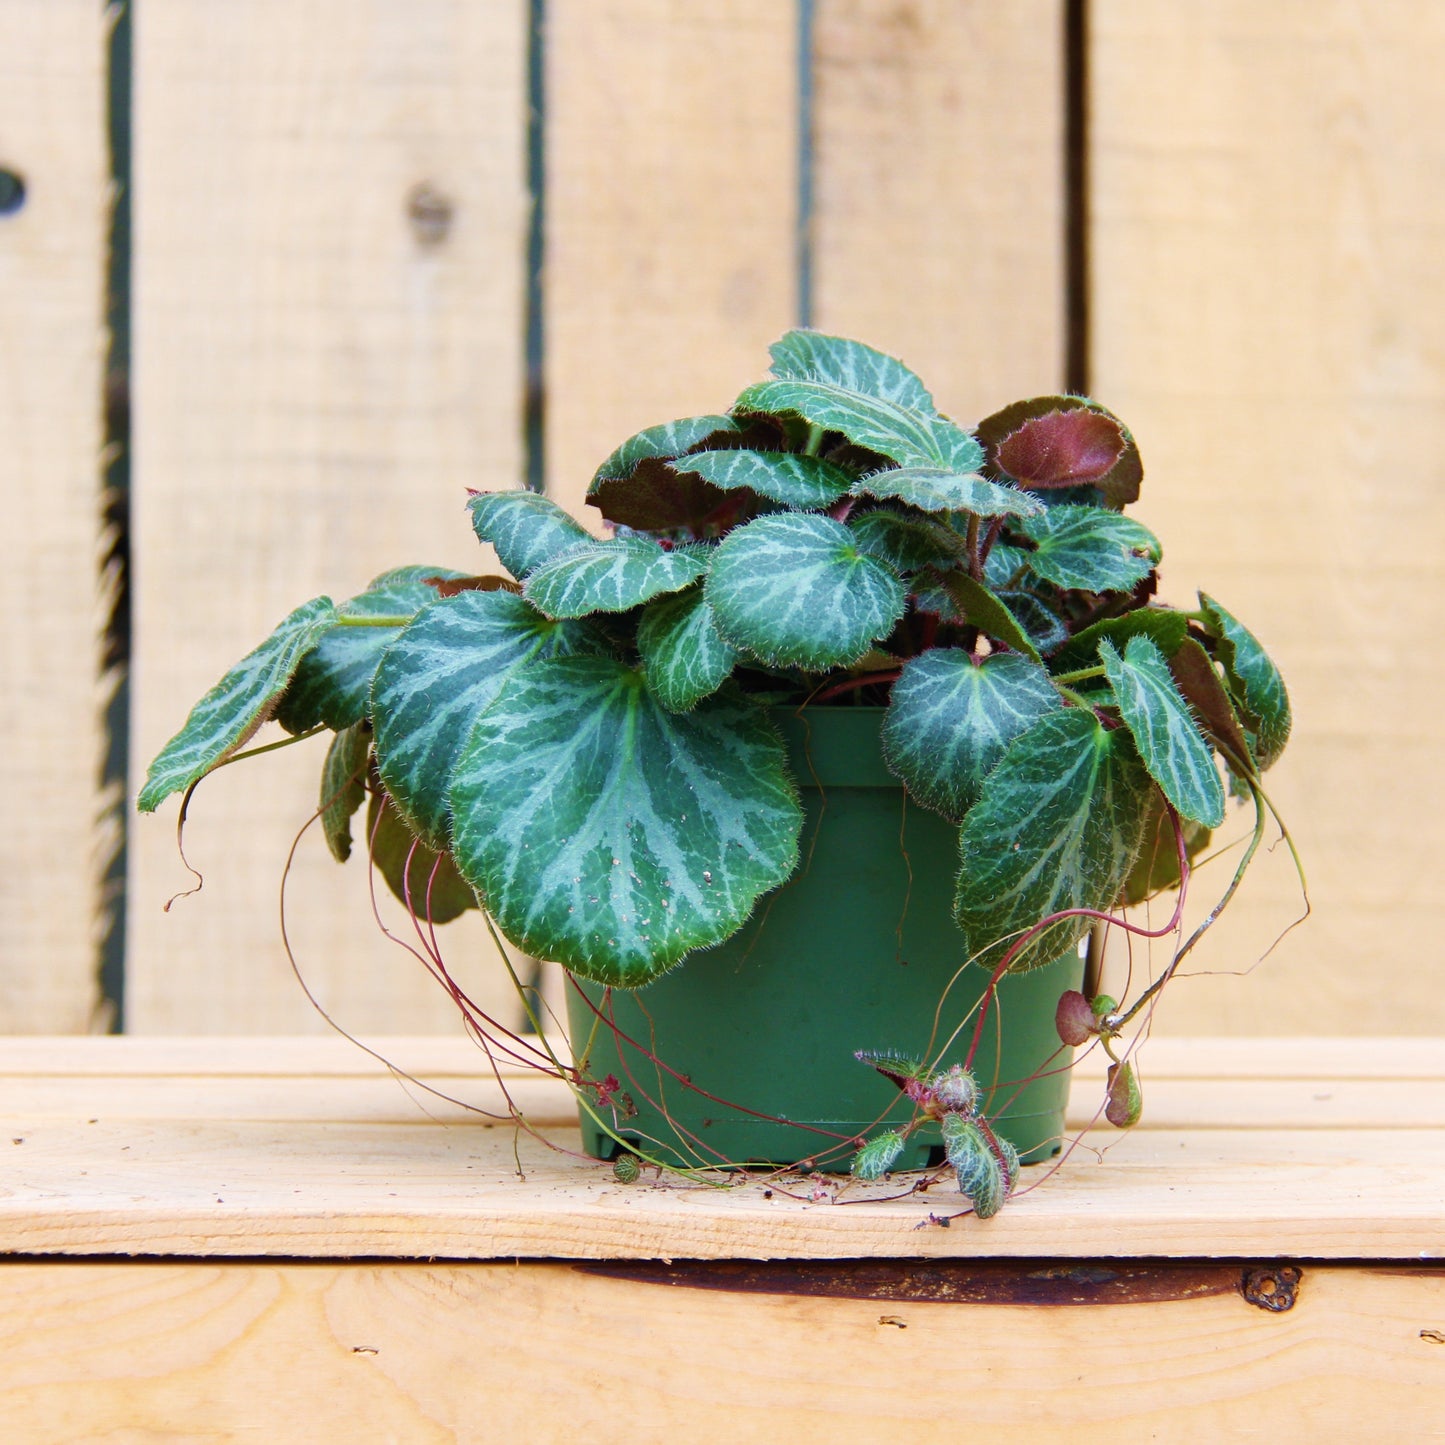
{"left": 1055, "top": 989, "right": 1097, "bottom": 1046}
{"left": 1105, "top": 1060, "right": 1143, "bottom": 1128}
{"left": 929, "top": 1064, "right": 980, "bottom": 1116}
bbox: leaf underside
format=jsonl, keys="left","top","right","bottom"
{"left": 448, "top": 658, "right": 803, "bottom": 986}
{"left": 319, "top": 721, "right": 369, "bottom": 863}
{"left": 589, "top": 414, "right": 741, "bottom": 490}
{"left": 1167, "top": 636, "right": 1256, "bottom": 771}
{"left": 1200, "top": 593, "right": 1291, "bottom": 768}
{"left": 365, "top": 791, "right": 478, "bottom": 924}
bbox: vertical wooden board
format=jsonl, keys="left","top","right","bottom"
{"left": 544, "top": 0, "right": 800, "bottom": 518}
{"left": 129, "top": 1, "right": 532, "bottom": 1032}
{"left": 1090, "top": 3, "right": 1445, "bottom": 1033}
{"left": 812, "top": 0, "right": 1067, "bottom": 421}
{"left": 0, "top": 2, "right": 107, "bottom": 1032}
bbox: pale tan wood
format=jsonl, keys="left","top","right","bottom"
{"left": 1090, "top": 3, "right": 1445, "bottom": 1034}
{"left": 3, "top": 1037, "right": 1444, "bottom": 1260}
{"left": 812, "top": 0, "right": 1066, "bottom": 417}
{"left": 0, "top": 2, "right": 108, "bottom": 1032}
{"left": 544, "top": 0, "right": 799, "bottom": 519}
{"left": 0, "top": 1260, "right": 1442, "bottom": 1441}
{"left": 129, "top": 1, "right": 531, "bottom": 1033}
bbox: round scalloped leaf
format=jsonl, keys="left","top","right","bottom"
{"left": 1100, "top": 636, "right": 1225, "bottom": 828}
{"left": 705, "top": 512, "right": 906, "bottom": 670}
{"left": 467, "top": 490, "right": 592, "bottom": 581}
{"left": 1019, "top": 505, "right": 1161, "bottom": 592}
{"left": 852, "top": 467, "right": 1042, "bottom": 518}
{"left": 667, "top": 449, "right": 853, "bottom": 509}
{"left": 954, "top": 709, "right": 1152, "bottom": 973}
{"left": 882, "top": 650, "right": 1062, "bottom": 822}
{"left": 276, "top": 566, "right": 464, "bottom": 735}
{"left": 319, "top": 722, "right": 369, "bottom": 863}
{"left": 522, "top": 535, "right": 709, "bottom": 618}
{"left": 1199, "top": 593, "right": 1291, "bottom": 769}
{"left": 735, "top": 377, "right": 983, "bottom": 473}
{"left": 589, "top": 414, "right": 741, "bottom": 489}
{"left": 138, "top": 596, "right": 338, "bottom": 813}
{"left": 637, "top": 586, "right": 738, "bottom": 712}
{"left": 849, "top": 509, "right": 964, "bottom": 574}
{"left": 365, "top": 791, "right": 478, "bottom": 924}
{"left": 767, "top": 330, "right": 939, "bottom": 413}
{"left": 372, "top": 590, "right": 601, "bottom": 850}
{"left": 448, "top": 658, "right": 802, "bottom": 986}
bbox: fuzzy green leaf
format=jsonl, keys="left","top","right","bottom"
{"left": 922, "top": 570, "right": 1041, "bottom": 663}
{"left": 448, "top": 659, "right": 803, "bottom": 986}
{"left": 1101, "top": 637, "right": 1225, "bottom": 828}
{"left": 637, "top": 586, "right": 738, "bottom": 712}
{"left": 1121, "top": 791, "right": 1212, "bottom": 906}
{"left": 276, "top": 566, "right": 463, "bottom": 735}
{"left": 371, "top": 591, "right": 600, "bottom": 850}
{"left": 667, "top": 449, "right": 853, "bottom": 509}
{"left": 138, "top": 596, "right": 338, "bottom": 813}
{"left": 849, "top": 509, "right": 964, "bottom": 574}
{"left": 319, "top": 722, "right": 369, "bottom": 863}
{"left": 999, "top": 591, "right": 1070, "bottom": 655}
{"left": 1019, "top": 506, "right": 1161, "bottom": 592}
{"left": 468, "top": 490, "right": 592, "bottom": 580}
{"left": 590, "top": 414, "right": 741, "bottom": 488}
{"left": 366, "top": 791, "right": 478, "bottom": 924}
{"left": 852, "top": 467, "right": 1042, "bottom": 518}
{"left": 1052, "top": 608, "right": 1190, "bottom": 671}
{"left": 705, "top": 512, "right": 906, "bottom": 670}
{"left": 768, "top": 330, "right": 938, "bottom": 413}
{"left": 954, "top": 710, "right": 1152, "bottom": 972}
{"left": 1199, "top": 594, "right": 1291, "bottom": 769}
{"left": 851, "top": 1130, "right": 907, "bottom": 1181}
{"left": 882, "top": 651, "right": 1062, "bottom": 822}
{"left": 735, "top": 377, "right": 982, "bottom": 472}
{"left": 941, "top": 1114, "right": 1006, "bottom": 1218}
{"left": 522, "top": 536, "right": 709, "bottom": 619}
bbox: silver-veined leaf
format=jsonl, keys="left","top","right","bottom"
{"left": 1018, "top": 505, "right": 1161, "bottom": 592}
{"left": 922, "top": 570, "right": 1041, "bottom": 663}
{"left": 522, "top": 535, "right": 709, "bottom": 619}
{"left": 468, "top": 490, "right": 591, "bottom": 580}
{"left": 1100, "top": 636, "right": 1225, "bottom": 828}
{"left": 941, "top": 1114, "right": 1006, "bottom": 1218}
{"left": 637, "top": 586, "right": 738, "bottom": 712}
{"left": 1199, "top": 593, "right": 1291, "bottom": 769}
{"left": 590, "top": 414, "right": 740, "bottom": 488}
{"left": 448, "top": 659, "right": 802, "bottom": 986}
{"left": 319, "top": 721, "right": 369, "bottom": 863}
{"left": 276, "top": 566, "right": 463, "bottom": 734}
{"left": 954, "top": 710, "right": 1152, "bottom": 972}
{"left": 851, "top": 467, "right": 1042, "bottom": 518}
{"left": 735, "top": 377, "right": 982, "bottom": 472}
{"left": 667, "top": 449, "right": 852, "bottom": 509}
{"left": 371, "top": 590, "right": 600, "bottom": 850}
{"left": 137, "top": 596, "right": 338, "bottom": 813}
{"left": 705, "top": 512, "right": 906, "bottom": 669}
{"left": 1051, "top": 607, "right": 1190, "bottom": 671}
{"left": 882, "top": 651, "right": 1062, "bottom": 822}
{"left": 851, "top": 1130, "right": 907, "bottom": 1180}
{"left": 849, "top": 509, "right": 964, "bottom": 574}
{"left": 365, "top": 791, "right": 478, "bottom": 924}
{"left": 767, "top": 330, "right": 938, "bottom": 413}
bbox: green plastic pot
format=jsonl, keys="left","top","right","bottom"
{"left": 565, "top": 705, "right": 1081, "bottom": 1171}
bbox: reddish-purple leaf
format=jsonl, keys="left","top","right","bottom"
{"left": 1106, "top": 1060, "right": 1143, "bottom": 1127}
{"left": 975, "top": 396, "right": 1143, "bottom": 506}
{"left": 1055, "top": 989, "right": 1098, "bottom": 1047}
{"left": 996, "top": 408, "right": 1127, "bottom": 489}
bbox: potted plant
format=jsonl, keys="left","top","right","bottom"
{"left": 139, "top": 331, "right": 1292, "bottom": 1217}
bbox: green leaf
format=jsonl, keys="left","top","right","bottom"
{"left": 1121, "top": 791, "right": 1212, "bottom": 906}
{"left": 1106, "top": 1060, "right": 1143, "bottom": 1127}
{"left": 448, "top": 659, "right": 803, "bottom": 985}
{"left": 522, "top": 535, "right": 709, "bottom": 619}
{"left": 705, "top": 512, "right": 906, "bottom": 670}
{"left": 941, "top": 1114, "right": 1006, "bottom": 1218}
{"left": 999, "top": 591, "right": 1070, "bottom": 655}
{"left": 851, "top": 467, "right": 1042, "bottom": 518}
{"left": 851, "top": 1130, "right": 907, "bottom": 1181}
{"left": 735, "top": 377, "right": 982, "bottom": 472}
{"left": 954, "top": 710, "right": 1152, "bottom": 972}
{"left": 1167, "top": 636, "right": 1255, "bottom": 772}
{"left": 882, "top": 651, "right": 1062, "bottom": 822}
{"left": 1052, "top": 608, "right": 1190, "bottom": 671}
{"left": 849, "top": 509, "right": 964, "bottom": 574}
{"left": 921, "top": 570, "right": 1041, "bottom": 663}
{"left": 1199, "top": 594, "right": 1291, "bottom": 768}
{"left": 983, "top": 542, "right": 1030, "bottom": 591}
{"left": 1100, "top": 637, "right": 1225, "bottom": 828}
{"left": 1019, "top": 505, "right": 1161, "bottom": 592}
{"left": 137, "top": 596, "right": 338, "bottom": 813}
{"left": 366, "top": 791, "right": 478, "bottom": 924}
{"left": 319, "top": 722, "right": 369, "bottom": 863}
{"left": 667, "top": 449, "right": 853, "bottom": 509}
{"left": 590, "top": 414, "right": 741, "bottom": 488}
{"left": 767, "top": 330, "right": 939, "bottom": 413}
{"left": 371, "top": 590, "right": 600, "bottom": 850}
{"left": 468, "top": 490, "right": 592, "bottom": 580}
{"left": 276, "top": 566, "right": 463, "bottom": 734}
{"left": 637, "top": 586, "right": 738, "bottom": 712}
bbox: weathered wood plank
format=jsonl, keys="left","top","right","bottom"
{"left": 0, "top": 2, "right": 108, "bottom": 1032}
{"left": 543, "top": 0, "right": 799, "bottom": 519}
{"left": 128, "top": 1, "right": 531, "bottom": 1033}
{"left": 1090, "top": 2, "right": 1445, "bottom": 1033}
{"left": 812, "top": 0, "right": 1067, "bottom": 417}
{"left": 0, "top": 1260, "right": 1441, "bottom": 1439}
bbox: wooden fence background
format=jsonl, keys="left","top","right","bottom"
{"left": 2, "top": 0, "right": 1442, "bottom": 1037}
